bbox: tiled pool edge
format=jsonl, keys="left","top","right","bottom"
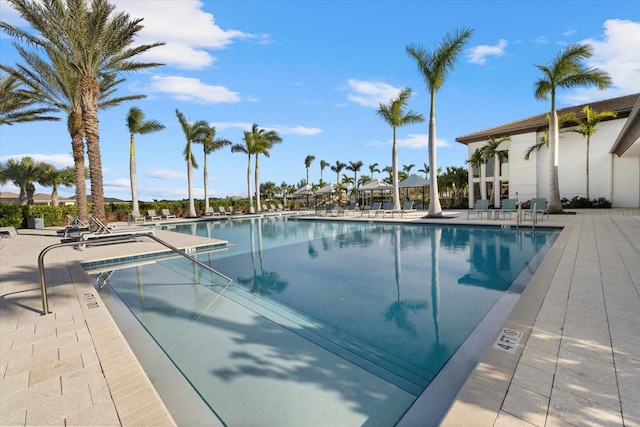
{"left": 66, "top": 262, "right": 178, "bottom": 427}
{"left": 436, "top": 224, "right": 572, "bottom": 426}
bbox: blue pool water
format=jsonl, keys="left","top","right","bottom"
{"left": 90, "top": 217, "right": 559, "bottom": 426}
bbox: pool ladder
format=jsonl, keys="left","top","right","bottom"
{"left": 37, "top": 233, "right": 233, "bottom": 315}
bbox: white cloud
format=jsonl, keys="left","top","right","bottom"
{"left": 395, "top": 134, "right": 450, "bottom": 149}
{"left": 468, "top": 39, "right": 507, "bottom": 65}
{"left": 147, "top": 169, "right": 185, "bottom": 180}
{"left": 111, "top": 0, "right": 262, "bottom": 70}
{"left": 533, "top": 36, "right": 549, "bottom": 44}
{"left": 104, "top": 178, "right": 130, "bottom": 189}
{"left": 0, "top": 153, "right": 74, "bottom": 168}
{"left": 147, "top": 75, "right": 240, "bottom": 104}
{"left": 562, "top": 19, "right": 640, "bottom": 104}
{"left": 345, "top": 79, "right": 403, "bottom": 108}
{"left": 212, "top": 122, "right": 321, "bottom": 136}
{"left": 563, "top": 29, "right": 576, "bottom": 36}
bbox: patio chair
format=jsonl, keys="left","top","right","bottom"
{"left": 219, "top": 206, "right": 232, "bottom": 216}
{"left": 147, "top": 209, "right": 162, "bottom": 221}
{"left": 523, "top": 198, "right": 548, "bottom": 222}
{"left": 467, "top": 199, "right": 490, "bottom": 219}
{"left": 496, "top": 199, "right": 517, "bottom": 220}
{"left": 381, "top": 202, "right": 396, "bottom": 218}
{"left": 204, "top": 205, "right": 218, "bottom": 216}
{"left": 337, "top": 202, "right": 359, "bottom": 216}
{"left": 161, "top": 209, "right": 176, "bottom": 219}
{"left": 393, "top": 201, "right": 417, "bottom": 218}
{"left": 364, "top": 202, "right": 383, "bottom": 217}
{"left": 129, "top": 211, "right": 145, "bottom": 223}
{"left": 230, "top": 206, "right": 243, "bottom": 215}
{"left": 319, "top": 204, "right": 335, "bottom": 216}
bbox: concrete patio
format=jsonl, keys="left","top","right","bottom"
{"left": 0, "top": 210, "right": 638, "bottom": 426}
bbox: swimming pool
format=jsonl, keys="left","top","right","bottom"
{"left": 89, "top": 217, "right": 559, "bottom": 426}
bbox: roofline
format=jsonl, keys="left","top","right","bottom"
{"left": 456, "top": 93, "right": 640, "bottom": 145}
{"left": 610, "top": 97, "right": 640, "bottom": 156}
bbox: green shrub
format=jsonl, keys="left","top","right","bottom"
{"left": 0, "top": 203, "right": 23, "bottom": 228}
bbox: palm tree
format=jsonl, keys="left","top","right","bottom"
{"left": 566, "top": 106, "right": 617, "bottom": 200}
{"left": 198, "top": 125, "right": 231, "bottom": 212}
{"left": 39, "top": 164, "right": 75, "bottom": 206}
{"left": 319, "top": 160, "right": 329, "bottom": 185}
{"left": 346, "top": 161, "right": 364, "bottom": 198}
{"left": 2, "top": 0, "right": 164, "bottom": 223}
{"left": 369, "top": 162, "right": 380, "bottom": 179}
{"left": 0, "top": 74, "right": 58, "bottom": 125}
{"left": 383, "top": 165, "right": 394, "bottom": 184}
{"left": 524, "top": 112, "right": 575, "bottom": 161}
{"left": 250, "top": 124, "right": 282, "bottom": 212}
{"left": 232, "top": 131, "right": 256, "bottom": 213}
{"left": 3, "top": 44, "right": 145, "bottom": 223}
{"left": 533, "top": 43, "right": 612, "bottom": 213}
{"left": 304, "top": 155, "right": 316, "bottom": 187}
{"left": 358, "top": 175, "right": 372, "bottom": 187}
{"left": 480, "top": 136, "right": 510, "bottom": 207}
{"left": 407, "top": 27, "right": 474, "bottom": 216}
{"left": 175, "top": 109, "right": 208, "bottom": 217}
{"left": 126, "top": 107, "right": 165, "bottom": 214}
{"left": 418, "top": 162, "right": 429, "bottom": 178}
{"left": 330, "top": 161, "right": 346, "bottom": 187}
{"left": 377, "top": 88, "right": 425, "bottom": 210}
{"left": 261, "top": 181, "right": 278, "bottom": 202}
{"left": 402, "top": 164, "right": 416, "bottom": 175}
{"left": 0, "top": 157, "right": 46, "bottom": 205}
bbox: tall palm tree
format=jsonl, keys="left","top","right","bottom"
{"left": 330, "top": 161, "right": 346, "bottom": 187}
{"left": 198, "top": 126, "right": 231, "bottom": 212}
{"left": 319, "top": 160, "right": 329, "bottom": 185}
{"left": 533, "top": 43, "right": 612, "bottom": 213}
{"left": 38, "top": 164, "right": 75, "bottom": 206}
{"left": 346, "top": 160, "right": 364, "bottom": 197}
{"left": 176, "top": 109, "right": 208, "bottom": 217}
{"left": 249, "top": 124, "right": 282, "bottom": 212}
{"left": 3, "top": 44, "right": 145, "bottom": 222}
{"left": 466, "top": 148, "right": 484, "bottom": 202}
{"left": 2, "top": 0, "right": 165, "bottom": 223}
{"left": 231, "top": 131, "right": 256, "bottom": 213}
{"left": 304, "top": 155, "right": 315, "bottom": 186}
{"left": 126, "top": 107, "right": 165, "bottom": 214}
{"left": 407, "top": 27, "right": 474, "bottom": 216}
{"left": 377, "top": 88, "right": 425, "bottom": 210}
{"left": 383, "top": 165, "right": 394, "bottom": 184}
{"left": 418, "top": 162, "right": 429, "bottom": 178}
{"left": 480, "top": 136, "right": 510, "bottom": 207}
{"left": 369, "top": 162, "right": 380, "bottom": 179}
{"left": 566, "top": 106, "right": 617, "bottom": 200}
{"left": 0, "top": 74, "right": 58, "bottom": 125}
{"left": 0, "top": 157, "right": 46, "bottom": 205}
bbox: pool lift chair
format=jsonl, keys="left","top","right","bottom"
{"left": 60, "top": 216, "right": 154, "bottom": 245}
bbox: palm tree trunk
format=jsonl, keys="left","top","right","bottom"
{"left": 255, "top": 154, "right": 261, "bottom": 212}
{"left": 493, "top": 155, "right": 500, "bottom": 208}
{"left": 69, "top": 113, "right": 88, "bottom": 222}
{"left": 203, "top": 155, "right": 209, "bottom": 212}
{"left": 130, "top": 134, "right": 139, "bottom": 214}
{"left": 586, "top": 137, "right": 590, "bottom": 200}
{"left": 392, "top": 127, "right": 400, "bottom": 210}
{"left": 81, "top": 81, "right": 106, "bottom": 222}
{"left": 51, "top": 187, "right": 59, "bottom": 207}
{"left": 547, "top": 109, "right": 562, "bottom": 213}
{"left": 187, "top": 151, "right": 196, "bottom": 217}
{"left": 247, "top": 156, "right": 254, "bottom": 213}
{"left": 428, "top": 106, "right": 443, "bottom": 216}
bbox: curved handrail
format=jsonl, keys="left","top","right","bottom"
{"left": 38, "top": 233, "right": 232, "bottom": 315}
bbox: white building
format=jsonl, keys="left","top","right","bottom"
{"left": 456, "top": 93, "right": 640, "bottom": 208}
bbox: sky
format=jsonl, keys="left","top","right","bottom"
{"left": 1, "top": 0, "right": 640, "bottom": 201}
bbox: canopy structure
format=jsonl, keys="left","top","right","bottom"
{"left": 359, "top": 179, "right": 392, "bottom": 208}
{"left": 315, "top": 183, "right": 336, "bottom": 194}
{"left": 399, "top": 174, "right": 430, "bottom": 209}
{"left": 293, "top": 184, "right": 313, "bottom": 196}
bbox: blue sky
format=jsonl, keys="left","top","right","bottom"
{"left": 1, "top": 0, "right": 639, "bottom": 201}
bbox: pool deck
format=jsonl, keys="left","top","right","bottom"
{"left": 1, "top": 210, "right": 638, "bottom": 426}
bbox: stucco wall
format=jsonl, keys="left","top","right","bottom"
{"left": 465, "top": 116, "right": 640, "bottom": 208}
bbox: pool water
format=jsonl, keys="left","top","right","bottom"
{"left": 91, "top": 217, "right": 559, "bottom": 426}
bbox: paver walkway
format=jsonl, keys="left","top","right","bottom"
{"left": 1, "top": 211, "right": 638, "bottom": 426}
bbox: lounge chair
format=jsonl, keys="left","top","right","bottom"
{"left": 393, "top": 201, "right": 417, "bottom": 218}
{"left": 337, "top": 202, "right": 359, "bottom": 216}
{"left": 270, "top": 203, "right": 279, "bottom": 212}
{"left": 219, "top": 206, "right": 232, "bottom": 216}
{"left": 161, "top": 209, "right": 176, "bottom": 219}
{"left": 496, "top": 198, "right": 517, "bottom": 220}
{"left": 147, "top": 209, "right": 161, "bottom": 221}
{"left": 467, "top": 199, "right": 490, "bottom": 219}
{"left": 129, "top": 211, "right": 145, "bottom": 223}
{"left": 523, "top": 198, "right": 548, "bottom": 222}
{"left": 204, "top": 205, "right": 218, "bottom": 216}
{"left": 381, "top": 202, "right": 396, "bottom": 218}
{"left": 230, "top": 206, "right": 243, "bottom": 215}
{"left": 275, "top": 203, "right": 284, "bottom": 211}
{"left": 363, "top": 202, "right": 383, "bottom": 218}
{"left": 318, "top": 204, "right": 335, "bottom": 216}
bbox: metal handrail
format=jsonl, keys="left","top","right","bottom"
{"left": 38, "top": 233, "right": 232, "bottom": 315}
